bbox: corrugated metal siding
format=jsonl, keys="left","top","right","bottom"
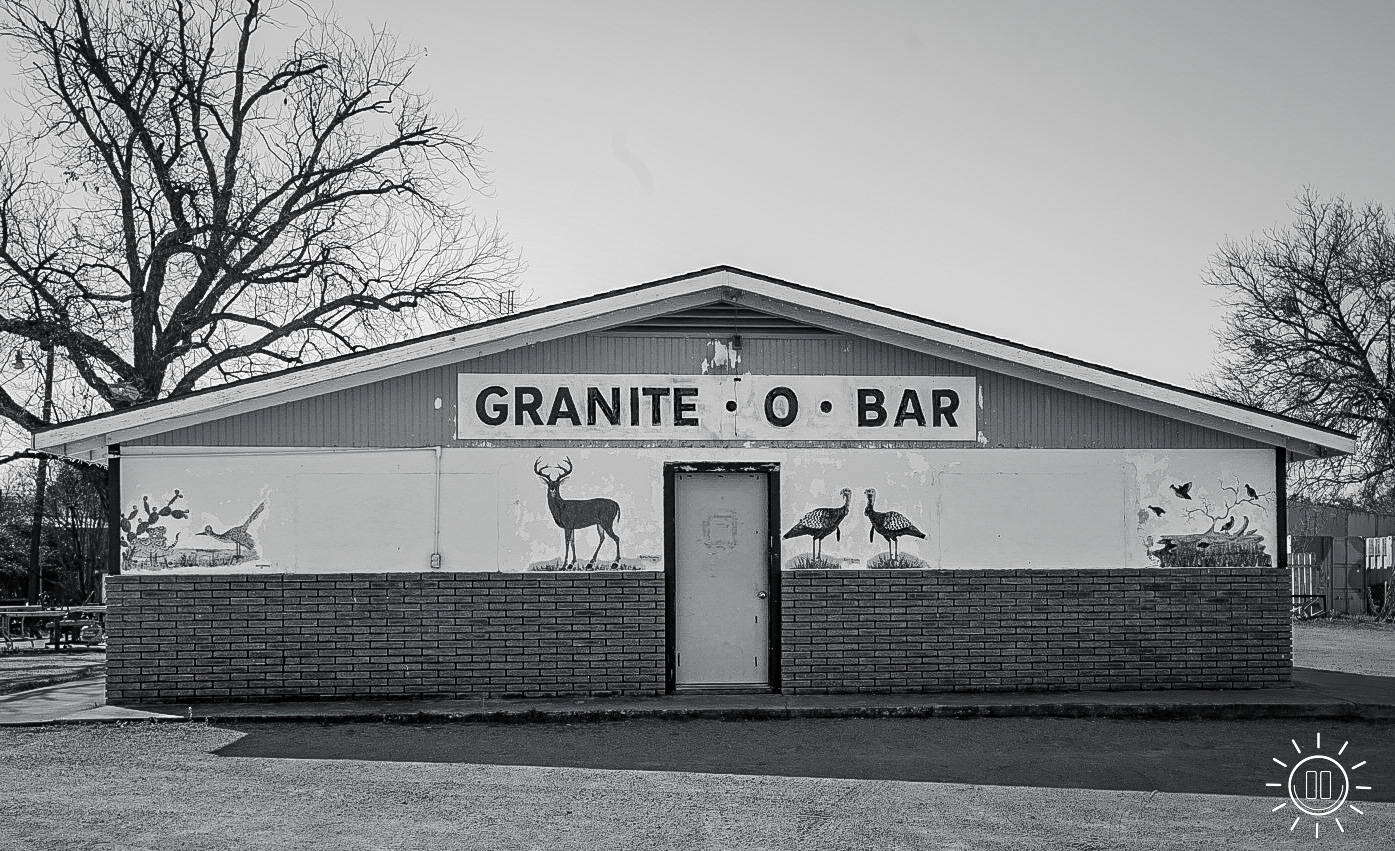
{"left": 132, "top": 333, "right": 1263, "bottom": 449}
{"left": 602, "top": 300, "right": 837, "bottom": 335}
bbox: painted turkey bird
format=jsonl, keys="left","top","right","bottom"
{"left": 864, "top": 488, "right": 925, "bottom": 563}
{"left": 783, "top": 488, "right": 852, "bottom": 562}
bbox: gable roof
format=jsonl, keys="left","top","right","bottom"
{"left": 34, "top": 265, "right": 1356, "bottom": 460}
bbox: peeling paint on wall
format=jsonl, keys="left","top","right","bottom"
{"left": 701, "top": 339, "right": 741, "bottom": 374}
{"left": 121, "top": 447, "right": 1276, "bottom": 575}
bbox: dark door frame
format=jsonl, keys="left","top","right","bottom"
{"left": 663, "top": 461, "right": 782, "bottom": 693}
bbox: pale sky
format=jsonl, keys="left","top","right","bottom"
{"left": 321, "top": 0, "right": 1395, "bottom": 388}
{"left": 4, "top": 0, "right": 1394, "bottom": 412}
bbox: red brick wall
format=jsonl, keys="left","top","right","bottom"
{"left": 780, "top": 568, "right": 1291, "bottom": 693}
{"left": 105, "top": 573, "right": 666, "bottom": 704}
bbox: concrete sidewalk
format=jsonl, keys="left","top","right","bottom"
{"left": 0, "top": 652, "right": 105, "bottom": 695}
{"left": 4, "top": 667, "right": 1395, "bottom": 727}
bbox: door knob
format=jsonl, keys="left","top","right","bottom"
{"left": 757, "top": 591, "right": 768, "bottom": 599}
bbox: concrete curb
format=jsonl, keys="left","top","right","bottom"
{"left": 0, "top": 664, "right": 105, "bottom": 697}
{"left": 193, "top": 703, "right": 1387, "bottom": 725}
{"left": 15, "top": 696, "right": 1392, "bottom": 727}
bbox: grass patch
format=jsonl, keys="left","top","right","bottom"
{"left": 784, "top": 554, "right": 847, "bottom": 570}
{"left": 866, "top": 553, "right": 928, "bottom": 570}
{"left": 527, "top": 558, "right": 645, "bottom": 572}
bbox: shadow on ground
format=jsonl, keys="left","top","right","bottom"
{"left": 216, "top": 716, "right": 1395, "bottom": 800}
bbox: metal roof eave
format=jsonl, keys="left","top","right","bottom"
{"left": 33, "top": 266, "right": 1356, "bottom": 460}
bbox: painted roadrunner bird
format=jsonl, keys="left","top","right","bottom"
{"left": 783, "top": 488, "right": 852, "bottom": 561}
{"left": 196, "top": 501, "right": 266, "bottom": 559}
{"left": 864, "top": 488, "right": 925, "bottom": 562}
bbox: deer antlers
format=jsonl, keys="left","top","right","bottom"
{"left": 534, "top": 457, "right": 574, "bottom": 484}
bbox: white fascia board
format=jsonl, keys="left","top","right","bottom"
{"left": 34, "top": 273, "right": 731, "bottom": 451}
{"left": 733, "top": 279, "right": 1356, "bottom": 457}
{"left": 34, "top": 266, "right": 1355, "bottom": 457}
{"left": 44, "top": 440, "right": 108, "bottom": 463}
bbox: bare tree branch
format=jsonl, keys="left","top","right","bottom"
{"left": 0, "top": 448, "right": 106, "bottom": 470}
{"left": 0, "top": 0, "right": 522, "bottom": 433}
{"left": 1204, "top": 189, "right": 1395, "bottom": 507}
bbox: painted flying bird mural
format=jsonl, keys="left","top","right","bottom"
{"left": 1148, "top": 505, "right": 1166, "bottom": 516}
{"left": 864, "top": 488, "right": 925, "bottom": 564}
{"left": 1150, "top": 476, "right": 1271, "bottom": 567}
{"left": 784, "top": 489, "right": 852, "bottom": 561}
{"left": 196, "top": 501, "right": 266, "bottom": 560}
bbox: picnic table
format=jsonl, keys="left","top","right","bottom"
{"left": 0, "top": 606, "right": 106, "bottom": 651}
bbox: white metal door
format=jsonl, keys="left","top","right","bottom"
{"left": 674, "top": 472, "right": 770, "bottom": 688}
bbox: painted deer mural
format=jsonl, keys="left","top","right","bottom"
{"left": 534, "top": 458, "right": 623, "bottom": 568}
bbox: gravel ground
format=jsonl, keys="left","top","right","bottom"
{"left": 0, "top": 650, "right": 104, "bottom": 694}
{"left": 1293, "top": 618, "right": 1395, "bottom": 677}
{"left": 1, "top": 723, "right": 1391, "bottom": 851}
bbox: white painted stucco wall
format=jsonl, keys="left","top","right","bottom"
{"left": 117, "top": 447, "right": 1277, "bottom": 574}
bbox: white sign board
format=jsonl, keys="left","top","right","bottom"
{"left": 457, "top": 374, "right": 977, "bottom": 441}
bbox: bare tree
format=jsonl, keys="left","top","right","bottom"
{"left": 0, "top": 455, "right": 106, "bottom": 604}
{"left": 1205, "top": 191, "right": 1395, "bottom": 621}
{"left": 0, "top": 0, "right": 519, "bottom": 433}
{"left": 46, "top": 460, "right": 107, "bottom": 603}
{"left": 1205, "top": 190, "right": 1395, "bottom": 508}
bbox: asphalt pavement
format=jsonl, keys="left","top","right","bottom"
{"left": 215, "top": 715, "right": 1395, "bottom": 801}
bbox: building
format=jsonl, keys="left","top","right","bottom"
{"left": 34, "top": 267, "right": 1355, "bottom": 704}
{"left": 1288, "top": 501, "right": 1395, "bottom": 616}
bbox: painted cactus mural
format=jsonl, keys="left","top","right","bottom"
{"left": 120, "top": 490, "right": 188, "bottom": 569}
{"left": 120, "top": 490, "right": 268, "bottom": 571}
